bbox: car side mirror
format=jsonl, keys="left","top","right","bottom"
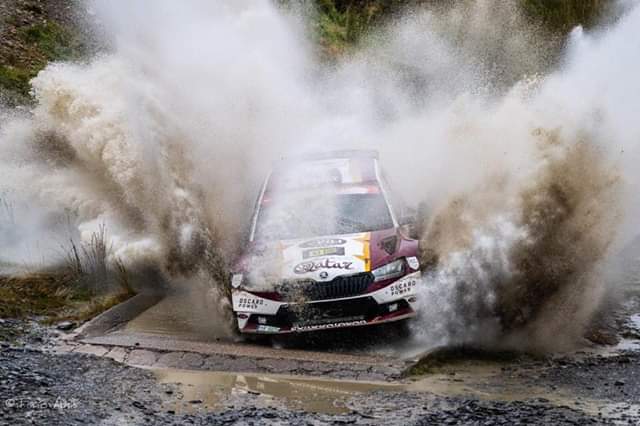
{"left": 399, "top": 207, "right": 419, "bottom": 239}
{"left": 399, "top": 206, "right": 416, "bottom": 226}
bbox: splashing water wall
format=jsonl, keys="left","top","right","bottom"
{"left": 1, "top": 0, "right": 639, "bottom": 350}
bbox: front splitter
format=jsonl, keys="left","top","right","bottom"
{"left": 240, "top": 308, "right": 415, "bottom": 334}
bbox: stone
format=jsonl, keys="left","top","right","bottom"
{"left": 127, "top": 350, "right": 158, "bottom": 366}
{"left": 155, "top": 352, "right": 186, "bottom": 368}
{"left": 104, "top": 347, "right": 128, "bottom": 363}
{"left": 73, "top": 345, "right": 109, "bottom": 357}
{"left": 181, "top": 352, "right": 204, "bottom": 368}
{"left": 56, "top": 321, "right": 76, "bottom": 331}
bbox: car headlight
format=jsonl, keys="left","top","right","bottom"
{"left": 372, "top": 259, "right": 405, "bottom": 282}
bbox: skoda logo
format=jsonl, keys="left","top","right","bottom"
{"left": 319, "top": 271, "right": 329, "bottom": 279}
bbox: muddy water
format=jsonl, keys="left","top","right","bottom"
{"left": 153, "top": 369, "right": 402, "bottom": 414}
{"left": 125, "top": 290, "right": 231, "bottom": 341}
{"left": 123, "top": 289, "right": 421, "bottom": 357}
{"left": 152, "top": 359, "right": 640, "bottom": 420}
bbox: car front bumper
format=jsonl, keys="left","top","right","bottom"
{"left": 231, "top": 272, "right": 421, "bottom": 334}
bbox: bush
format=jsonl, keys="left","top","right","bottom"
{"left": 520, "top": 0, "right": 606, "bottom": 33}
{"left": 18, "top": 21, "right": 82, "bottom": 62}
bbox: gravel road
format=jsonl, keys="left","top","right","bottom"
{"left": 2, "top": 319, "right": 639, "bottom": 425}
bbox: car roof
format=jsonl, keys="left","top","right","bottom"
{"left": 275, "top": 149, "right": 379, "bottom": 164}
{"left": 267, "top": 150, "right": 380, "bottom": 194}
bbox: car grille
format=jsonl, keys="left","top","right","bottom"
{"left": 277, "top": 297, "right": 379, "bottom": 326}
{"left": 305, "top": 272, "right": 374, "bottom": 300}
{"left": 279, "top": 273, "right": 374, "bottom": 302}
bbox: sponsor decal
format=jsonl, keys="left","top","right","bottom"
{"left": 354, "top": 233, "right": 371, "bottom": 271}
{"left": 237, "top": 296, "right": 265, "bottom": 310}
{"left": 303, "top": 247, "right": 345, "bottom": 259}
{"left": 299, "top": 238, "right": 347, "bottom": 248}
{"left": 231, "top": 274, "right": 243, "bottom": 288}
{"left": 406, "top": 256, "right": 420, "bottom": 270}
{"left": 293, "top": 258, "right": 353, "bottom": 274}
{"left": 256, "top": 325, "right": 280, "bottom": 333}
{"left": 389, "top": 278, "right": 417, "bottom": 297}
{"left": 291, "top": 319, "right": 367, "bottom": 332}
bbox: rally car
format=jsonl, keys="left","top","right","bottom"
{"left": 230, "top": 150, "right": 421, "bottom": 334}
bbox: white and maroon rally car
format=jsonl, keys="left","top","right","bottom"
{"left": 230, "top": 150, "right": 421, "bottom": 334}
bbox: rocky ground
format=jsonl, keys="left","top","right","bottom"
{"left": 2, "top": 316, "right": 640, "bottom": 425}
{"left": 0, "top": 345, "right": 611, "bottom": 425}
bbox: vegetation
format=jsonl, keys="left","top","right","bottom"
{"left": 520, "top": 0, "right": 608, "bottom": 33}
{"left": 0, "top": 10, "right": 86, "bottom": 105}
{"left": 313, "top": 0, "right": 405, "bottom": 55}
{"left": 18, "top": 21, "right": 84, "bottom": 62}
{"left": 0, "top": 0, "right": 613, "bottom": 102}
{"left": 0, "top": 273, "right": 133, "bottom": 323}
{"left": 0, "top": 227, "right": 135, "bottom": 324}
{"left": 0, "top": 66, "right": 32, "bottom": 103}
{"left": 309, "top": 0, "right": 608, "bottom": 56}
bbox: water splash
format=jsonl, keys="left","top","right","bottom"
{"left": 0, "top": 1, "right": 639, "bottom": 349}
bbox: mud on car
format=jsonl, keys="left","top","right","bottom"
{"left": 230, "top": 150, "right": 421, "bottom": 335}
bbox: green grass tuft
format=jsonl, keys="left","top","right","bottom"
{"left": 520, "top": 0, "right": 606, "bottom": 33}
{"left": 0, "top": 65, "right": 32, "bottom": 98}
{"left": 18, "top": 21, "right": 82, "bottom": 62}
{"left": 315, "top": 0, "right": 385, "bottom": 55}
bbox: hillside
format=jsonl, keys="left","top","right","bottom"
{"left": 0, "top": 0, "right": 610, "bottom": 106}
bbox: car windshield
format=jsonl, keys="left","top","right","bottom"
{"left": 255, "top": 192, "right": 394, "bottom": 241}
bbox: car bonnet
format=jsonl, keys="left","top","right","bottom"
{"left": 276, "top": 232, "right": 373, "bottom": 282}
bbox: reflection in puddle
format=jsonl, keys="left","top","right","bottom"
{"left": 153, "top": 369, "right": 402, "bottom": 414}
{"left": 153, "top": 364, "right": 640, "bottom": 421}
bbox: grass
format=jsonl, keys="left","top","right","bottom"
{"left": 0, "top": 274, "right": 74, "bottom": 318}
{"left": 0, "top": 20, "right": 86, "bottom": 105}
{"left": 314, "top": 0, "right": 387, "bottom": 55}
{"left": 18, "top": 21, "right": 84, "bottom": 62}
{"left": 0, "top": 65, "right": 33, "bottom": 105}
{"left": 0, "top": 0, "right": 612, "bottom": 101}
{"left": 520, "top": 0, "right": 607, "bottom": 33}
{"left": 44, "top": 290, "right": 134, "bottom": 325}
{"left": 0, "top": 271, "right": 135, "bottom": 323}
{"left": 64, "top": 225, "right": 111, "bottom": 295}
{"left": 303, "top": 0, "right": 609, "bottom": 57}
{"left": 0, "top": 226, "right": 136, "bottom": 324}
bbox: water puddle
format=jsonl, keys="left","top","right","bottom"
{"left": 152, "top": 361, "right": 640, "bottom": 422}
{"left": 628, "top": 313, "right": 640, "bottom": 332}
{"left": 125, "top": 291, "right": 230, "bottom": 341}
{"left": 596, "top": 313, "right": 640, "bottom": 355}
{"left": 153, "top": 368, "right": 402, "bottom": 414}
